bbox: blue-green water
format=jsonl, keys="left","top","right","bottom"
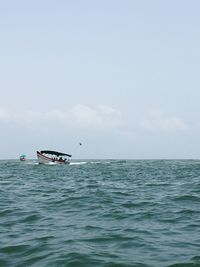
{"left": 0, "top": 160, "right": 200, "bottom": 267}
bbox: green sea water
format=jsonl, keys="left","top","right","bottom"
{"left": 0, "top": 159, "right": 200, "bottom": 267}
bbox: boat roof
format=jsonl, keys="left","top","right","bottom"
{"left": 40, "top": 150, "right": 72, "bottom": 157}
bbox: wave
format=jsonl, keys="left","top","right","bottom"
{"left": 70, "top": 162, "right": 88, "bottom": 165}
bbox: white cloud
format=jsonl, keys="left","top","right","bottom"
{"left": 0, "top": 104, "right": 123, "bottom": 130}
{"left": 140, "top": 110, "right": 188, "bottom": 132}
{"left": 0, "top": 108, "right": 11, "bottom": 121}
{"left": 67, "top": 104, "right": 122, "bottom": 128}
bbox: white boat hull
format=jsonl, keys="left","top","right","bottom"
{"left": 37, "top": 151, "right": 70, "bottom": 165}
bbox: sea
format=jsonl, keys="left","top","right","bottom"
{"left": 0, "top": 159, "right": 200, "bottom": 267}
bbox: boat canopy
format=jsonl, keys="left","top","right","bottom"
{"left": 40, "top": 150, "right": 72, "bottom": 157}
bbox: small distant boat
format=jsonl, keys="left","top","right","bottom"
{"left": 20, "top": 154, "right": 26, "bottom": 161}
{"left": 37, "top": 150, "right": 72, "bottom": 165}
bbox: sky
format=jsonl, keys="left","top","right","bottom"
{"left": 0, "top": 0, "right": 200, "bottom": 159}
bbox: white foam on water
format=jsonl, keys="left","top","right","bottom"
{"left": 21, "top": 161, "right": 39, "bottom": 165}
{"left": 70, "top": 162, "right": 87, "bottom": 165}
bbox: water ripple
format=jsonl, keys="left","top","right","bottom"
{"left": 0, "top": 160, "right": 200, "bottom": 266}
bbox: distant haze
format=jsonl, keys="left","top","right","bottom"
{"left": 0, "top": 1, "right": 200, "bottom": 159}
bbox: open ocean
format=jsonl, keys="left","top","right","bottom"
{"left": 0, "top": 159, "right": 200, "bottom": 267}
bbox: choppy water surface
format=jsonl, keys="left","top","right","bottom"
{"left": 0, "top": 160, "right": 200, "bottom": 267}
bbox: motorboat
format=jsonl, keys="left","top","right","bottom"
{"left": 37, "top": 150, "right": 72, "bottom": 164}
{"left": 19, "top": 154, "right": 26, "bottom": 161}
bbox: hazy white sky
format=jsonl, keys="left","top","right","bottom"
{"left": 1, "top": 0, "right": 200, "bottom": 159}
